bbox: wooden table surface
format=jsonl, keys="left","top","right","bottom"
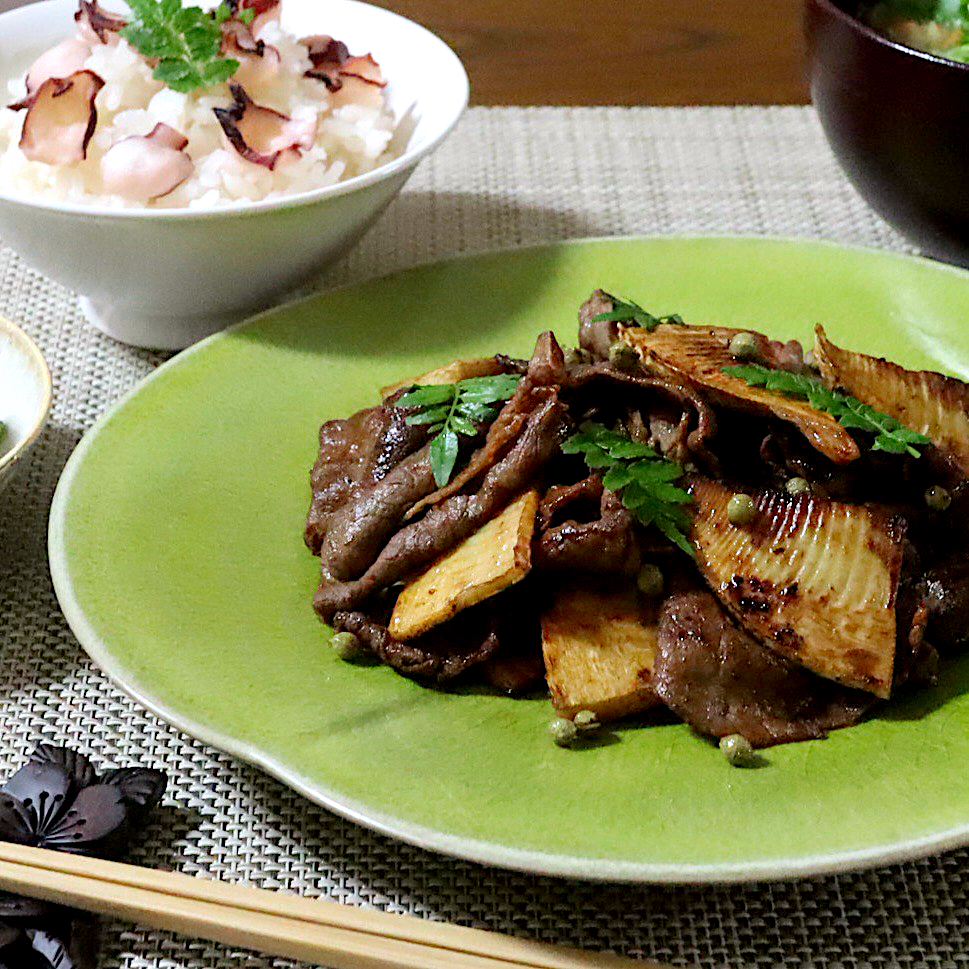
{"left": 0, "top": 0, "right": 811, "bottom": 105}
{"left": 368, "top": 0, "right": 811, "bottom": 105}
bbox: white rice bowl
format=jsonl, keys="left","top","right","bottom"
{"left": 0, "top": 7, "right": 400, "bottom": 208}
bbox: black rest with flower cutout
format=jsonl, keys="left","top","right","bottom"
{"left": 0, "top": 744, "right": 167, "bottom": 969}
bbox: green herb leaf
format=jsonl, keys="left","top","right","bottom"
{"left": 213, "top": 1, "right": 236, "bottom": 24}
{"left": 398, "top": 373, "right": 522, "bottom": 487}
{"left": 202, "top": 58, "right": 238, "bottom": 85}
{"left": 459, "top": 401, "right": 498, "bottom": 423}
{"left": 723, "top": 363, "right": 932, "bottom": 459}
{"left": 121, "top": 0, "right": 240, "bottom": 94}
{"left": 430, "top": 429, "right": 460, "bottom": 489}
{"left": 593, "top": 296, "right": 685, "bottom": 332}
{"left": 456, "top": 374, "right": 523, "bottom": 404}
{"left": 447, "top": 415, "right": 479, "bottom": 438}
{"left": 563, "top": 422, "right": 695, "bottom": 556}
{"left": 396, "top": 384, "right": 455, "bottom": 408}
{"left": 403, "top": 405, "right": 452, "bottom": 426}
{"left": 871, "top": 0, "right": 969, "bottom": 27}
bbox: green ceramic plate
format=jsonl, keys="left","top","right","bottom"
{"left": 49, "top": 237, "right": 969, "bottom": 882}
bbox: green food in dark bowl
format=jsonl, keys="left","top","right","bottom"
{"left": 805, "top": 0, "right": 969, "bottom": 265}
{"left": 861, "top": 1, "right": 969, "bottom": 62}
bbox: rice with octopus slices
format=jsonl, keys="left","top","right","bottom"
{"left": 0, "top": 1, "right": 400, "bottom": 208}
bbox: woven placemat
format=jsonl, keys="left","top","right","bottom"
{"left": 1, "top": 106, "right": 965, "bottom": 969}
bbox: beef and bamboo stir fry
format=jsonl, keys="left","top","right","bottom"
{"left": 305, "top": 291, "right": 969, "bottom": 761}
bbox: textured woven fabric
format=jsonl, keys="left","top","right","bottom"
{"left": 0, "top": 106, "right": 965, "bottom": 969}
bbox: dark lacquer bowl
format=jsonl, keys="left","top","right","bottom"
{"left": 805, "top": 0, "right": 969, "bottom": 265}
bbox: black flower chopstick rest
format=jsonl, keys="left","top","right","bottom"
{"left": 0, "top": 745, "right": 167, "bottom": 969}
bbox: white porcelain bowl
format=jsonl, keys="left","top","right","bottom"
{"left": 0, "top": 315, "right": 51, "bottom": 494}
{"left": 0, "top": 0, "right": 468, "bottom": 349}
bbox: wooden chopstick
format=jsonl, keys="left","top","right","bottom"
{"left": 0, "top": 842, "right": 663, "bottom": 969}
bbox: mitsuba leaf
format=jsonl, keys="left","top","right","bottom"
{"left": 203, "top": 59, "right": 238, "bottom": 85}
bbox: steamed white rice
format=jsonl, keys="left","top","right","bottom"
{"left": 0, "top": 17, "right": 400, "bottom": 208}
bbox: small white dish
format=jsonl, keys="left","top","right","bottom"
{"left": 0, "top": 0, "right": 469, "bottom": 350}
{"left": 0, "top": 315, "right": 52, "bottom": 494}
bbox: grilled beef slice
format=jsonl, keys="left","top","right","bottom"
{"left": 320, "top": 444, "right": 437, "bottom": 581}
{"left": 314, "top": 393, "right": 568, "bottom": 621}
{"left": 578, "top": 289, "right": 619, "bottom": 361}
{"left": 654, "top": 592, "right": 877, "bottom": 748}
{"left": 402, "top": 331, "right": 566, "bottom": 522}
{"left": 335, "top": 583, "right": 543, "bottom": 687}
{"left": 305, "top": 403, "right": 428, "bottom": 554}
{"left": 333, "top": 609, "right": 501, "bottom": 682}
{"left": 534, "top": 480, "right": 639, "bottom": 573}
{"left": 923, "top": 555, "right": 969, "bottom": 654}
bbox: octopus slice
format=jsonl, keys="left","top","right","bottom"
{"left": 213, "top": 83, "right": 315, "bottom": 170}
{"left": 221, "top": 18, "right": 281, "bottom": 87}
{"left": 302, "top": 35, "right": 350, "bottom": 90}
{"left": 228, "top": 0, "right": 280, "bottom": 38}
{"left": 10, "top": 70, "right": 104, "bottom": 165}
{"left": 339, "top": 54, "right": 385, "bottom": 86}
{"left": 302, "top": 37, "right": 386, "bottom": 108}
{"left": 689, "top": 476, "right": 904, "bottom": 698}
{"left": 620, "top": 323, "right": 861, "bottom": 465}
{"left": 329, "top": 69, "right": 385, "bottom": 111}
{"left": 74, "top": 0, "right": 127, "bottom": 44}
{"left": 815, "top": 325, "right": 969, "bottom": 476}
{"left": 24, "top": 37, "right": 93, "bottom": 95}
{"left": 100, "top": 123, "right": 193, "bottom": 201}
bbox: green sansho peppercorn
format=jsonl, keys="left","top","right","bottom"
{"left": 331, "top": 631, "right": 365, "bottom": 663}
{"left": 608, "top": 342, "right": 640, "bottom": 372}
{"left": 785, "top": 476, "right": 812, "bottom": 496}
{"left": 727, "top": 493, "right": 757, "bottom": 526}
{"left": 925, "top": 485, "right": 951, "bottom": 512}
{"left": 728, "top": 332, "right": 760, "bottom": 361}
{"left": 573, "top": 709, "right": 600, "bottom": 731}
{"left": 549, "top": 718, "right": 579, "bottom": 747}
{"left": 636, "top": 563, "right": 664, "bottom": 597}
{"left": 720, "top": 733, "right": 756, "bottom": 767}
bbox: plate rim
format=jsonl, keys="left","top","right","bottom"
{"left": 48, "top": 233, "right": 969, "bottom": 883}
{"left": 0, "top": 312, "right": 52, "bottom": 476}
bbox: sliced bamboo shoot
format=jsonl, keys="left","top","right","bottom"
{"left": 620, "top": 324, "right": 860, "bottom": 464}
{"left": 541, "top": 583, "right": 662, "bottom": 720}
{"left": 380, "top": 358, "right": 507, "bottom": 400}
{"left": 815, "top": 324, "right": 969, "bottom": 475}
{"left": 389, "top": 490, "right": 539, "bottom": 640}
{"left": 689, "top": 477, "right": 904, "bottom": 697}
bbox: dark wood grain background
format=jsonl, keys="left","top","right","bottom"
{"left": 366, "top": 0, "right": 811, "bottom": 105}
{"left": 0, "top": 0, "right": 812, "bottom": 104}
